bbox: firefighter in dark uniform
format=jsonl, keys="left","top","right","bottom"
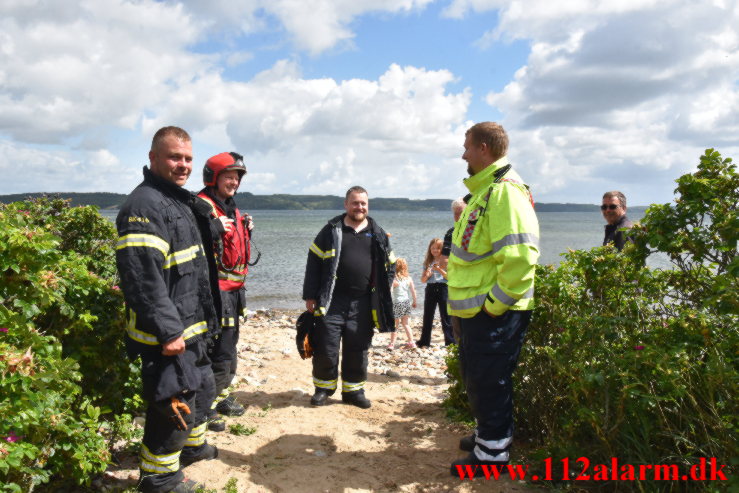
{"left": 303, "top": 186, "right": 396, "bottom": 409}
{"left": 197, "top": 152, "right": 253, "bottom": 431}
{"left": 116, "top": 127, "right": 220, "bottom": 493}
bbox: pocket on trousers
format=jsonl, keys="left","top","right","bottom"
{"left": 152, "top": 351, "right": 203, "bottom": 401}
{"left": 464, "top": 311, "right": 518, "bottom": 355}
{"left": 140, "top": 354, "right": 160, "bottom": 402}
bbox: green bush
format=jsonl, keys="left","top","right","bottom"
{"left": 0, "top": 197, "right": 140, "bottom": 491}
{"left": 443, "top": 150, "right": 738, "bottom": 491}
{"left": 442, "top": 343, "right": 473, "bottom": 425}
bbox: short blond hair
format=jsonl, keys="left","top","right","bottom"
{"left": 466, "top": 122, "right": 508, "bottom": 161}
{"left": 151, "top": 126, "right": 191, "bottom": 151}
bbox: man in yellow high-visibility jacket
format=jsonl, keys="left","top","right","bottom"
{"left": 447, "top": 122, "right": 540, "bottom": 473}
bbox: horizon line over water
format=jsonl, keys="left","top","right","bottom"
{"left": 102, "top": 209, "right": 656, "bottom": 311}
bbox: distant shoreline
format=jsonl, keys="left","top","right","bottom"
{"left": 0, "top": 192, "right": 649, "bottom": 212}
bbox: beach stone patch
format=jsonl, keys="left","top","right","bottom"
{"left": 97, "top": 309, "right": 531, "bottom": 493}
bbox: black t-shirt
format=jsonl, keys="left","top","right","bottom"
{"left": 335, "top": 222, "right": 373, "bottom": 295}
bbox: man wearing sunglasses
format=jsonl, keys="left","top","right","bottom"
{"left": 601, "top": 191, "right": 633, "bottom": 251}
{"left": 197, "top": 152, "right": 255, "bottom": 431}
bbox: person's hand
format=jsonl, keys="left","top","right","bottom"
{"left": 432, "top": 263, "right": 447, "bottom": 279}
{"left": 219, "top": 216, "right": 235, "bottom": 233}
{"left": 305, "top": 299, "right": 317, "bottom": 312}
{"left": 245, "top": 215, "right": 255, "bottom": 231}
{"left": 162, "top": 336, "right": 185, "bottom": 355}
{"left": 412, "top": 301, "right": 417, "bottom": 308}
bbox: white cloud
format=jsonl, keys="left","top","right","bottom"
{"left": 444, "top": 0, "right": 739, "bottom": 204}
{"left": 0, "top": 0, "right": 210, "bottom": 144}
{"left": 0, "top": 141, "right": 139, "bottom": 194}
{"left": 225, "top": 51, "right": 255, "bottom": 67}
{"left": 245, "top": 172, "right": 277, "bottom": 193}
{"left": 1, "top": 0, "right": 469, "bottom": 199}
{"left": 3, "top": 0, "right": 735, "bottom": 205}
{"left": 138, "top": 60, "right": 471, "bottom": 197}
{"left": 184, "top": 0, "right": 436, "bottom": 55}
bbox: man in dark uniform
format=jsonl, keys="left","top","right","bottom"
{"left": 303, "top": 186, "right": 396, "bottom": 409}
{"left": 602, "top": 190, "right": 634, "bottom": 251}
{"left": 116, "top": 127, "right": 220, "bottom": 493}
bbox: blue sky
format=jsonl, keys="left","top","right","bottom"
{"left": 1, "top": 0, "right": 738, "bottom": 206}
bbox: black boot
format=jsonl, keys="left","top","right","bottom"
{"left": 310, "top": 389, "right": 332, "bottom": 406}
{"left": 169, "top": 479, "right": 205, "bottom": 493}
{"left": 206, "top": 412, "right": 226, "bottom": 432}
{"left": 181, "top": 443, "right": 219, "bottom": 467}
{"left": 459, "top": 433, "right": 475, "bottom": 452}
{"left": 215, "top": 396, "right": 245, "bottom": 417}
{"left": 341, "top": 391, "right": 371, "bottom": 409}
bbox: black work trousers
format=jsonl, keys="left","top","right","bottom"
{"left": 208, "top": 289, "right": 242, "bottom": 406}
{"left": 419, "top": 282, "right": 454, "bottom": 346}
{"left": 137, "top": 340, "right": 215, "bottom": 493}
{"left": 460, "top": 309, "right": 530, "bottom": 462}
{"left": 311, "top": 292, "right": 373, "bottom": 394}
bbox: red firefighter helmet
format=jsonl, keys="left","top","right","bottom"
{"left": 203, "top": 152, "right": 246, "bottom": 187}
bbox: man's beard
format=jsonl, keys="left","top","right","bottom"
{"left": 348, "top": 211, "right": 366, "bottom": 222}
{"left": 467, "top": 165, "right": 474, "bottom": 176}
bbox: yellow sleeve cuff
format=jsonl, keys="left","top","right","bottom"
{"left": 484, "top": 297, "right": 509, "bottom": 316}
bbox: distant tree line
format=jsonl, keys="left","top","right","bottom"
{"left": 0, "top": 192, "right": 644, "bottom": 212}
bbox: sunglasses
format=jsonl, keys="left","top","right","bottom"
{"left": 600, "top": 204, "right": 620, "bottom": 210}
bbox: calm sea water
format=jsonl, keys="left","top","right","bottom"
{"left": 102, "top": 209, "right": 653, "bottom": 310}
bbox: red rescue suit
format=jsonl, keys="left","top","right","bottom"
{"left": 196, "top": 192, "right": 250, "bottom": 294}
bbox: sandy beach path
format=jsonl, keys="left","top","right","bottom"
{"left": 105, "top": 311, "right": 535, "bottom": 493}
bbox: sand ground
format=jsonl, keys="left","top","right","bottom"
{"left": 104, "top": 311, "right": 537, "bottom": 493}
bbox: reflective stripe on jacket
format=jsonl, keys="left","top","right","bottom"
{"left": 302, "top": 214, "right": 397, "bottom": 332}
{"left": 447, "top": 157, "right": 540, "bottom": 318}
{"left": 116, "top": 167, "right": 220, "bottom": 355}
{"left": 196, "top": 191, "right": 250, "bottom": 291}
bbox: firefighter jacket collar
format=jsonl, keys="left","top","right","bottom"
{"left": 143, "top": 165, "right": 193, "bottom": 203}
{"left": 303, "top": 213, "right": 397, "bottom": 333}
{"left": 463, "top": 156, "right": 509, "bottom": 194}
